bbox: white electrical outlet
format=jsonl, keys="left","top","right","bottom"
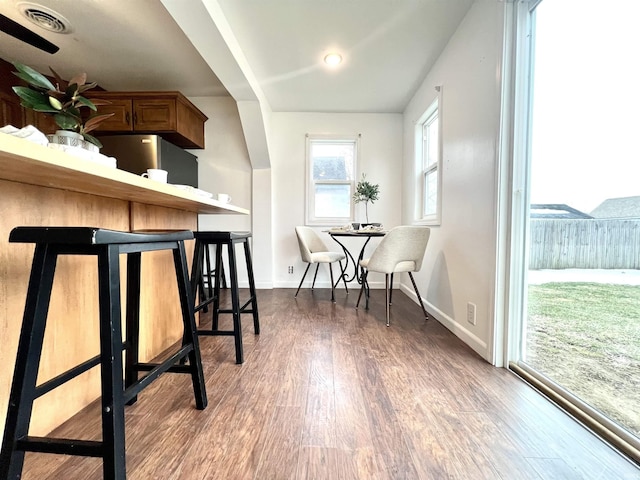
{"left": 467, "top": 302, "right": 476, "bottom": 325}
{"left": 288, "top": 265, "right": 294, "bottom": 274}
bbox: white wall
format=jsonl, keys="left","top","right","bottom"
{"left": 402, "top": 0, "right": 505, "bottom": 361}
{"left": 270, "top": 112, "right": 403, "bottom": 288}
{"left": 252, "top": 167, "right": 273, "bottom": 288}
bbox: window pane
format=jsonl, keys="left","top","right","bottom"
{"left": 311, "top": 143, "right": 355, "bottom": 181}
{"left": 426, "top": 116, "right": 439, "bottom": 167}
{"left": 315, "top": 184, "right": 351, "bottom": 218}
{"left": 416, "top": 97, "right": 441, "bottom": 224}
{"left": 306, "top": 137, "right": 357, "bottom": 224}
{"left": 424, "top": 170, "right": 438, "bottom": 215}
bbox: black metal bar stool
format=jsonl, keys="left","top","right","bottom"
{"left": 0, "top": 227, "right": 208, "bottom": 480}
{"left": 190, "top": 231, "right": 259, "bottom": 364}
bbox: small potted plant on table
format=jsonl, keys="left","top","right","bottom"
{"left": 353, "top": 173, "right": 380, "bottom": 225}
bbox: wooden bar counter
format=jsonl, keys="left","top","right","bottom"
{"left": 0, "top": 133, "right": 248, "bottom": 437}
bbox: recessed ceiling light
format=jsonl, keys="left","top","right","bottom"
{"left": 324, "top": 53, "right": 342, "bottom": 66}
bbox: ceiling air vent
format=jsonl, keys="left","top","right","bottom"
{"left": 17, "top": 2, "right": 71, "bottom": 34}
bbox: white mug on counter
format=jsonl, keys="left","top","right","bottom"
{"left": 141, "top": 168, "right": 168, "bottom": 183}
{"left": 217, "top": 193, "right": 232, "bottom": 204}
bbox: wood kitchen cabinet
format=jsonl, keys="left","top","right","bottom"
{"left": 0, "top": 91, "right": 58, "bottom": 135}
{"left": 0, "top": 91, "right": 24, "bottom": 128}
{"left": 0, "top": 59, "right": 68, "bottom": 135}
{"left": 24, "top": 108, "right": 58, "bottom": 134}
{"left": 86, "top": 91, "right": 208, "bottom": 149}
{"left": 0, "top": 59, "right": 206, "bottom": 148}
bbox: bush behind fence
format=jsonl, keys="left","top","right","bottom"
{"left": 529, "top": 219, "right": 640, "bottom": 270}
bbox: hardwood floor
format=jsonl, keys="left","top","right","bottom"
{"left": 19, "top": 288, "right": 640, "bottom": 479}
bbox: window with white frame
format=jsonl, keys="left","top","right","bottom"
{"left": 415, "top": 95, "right": 441, "bottom": 224}
{"left": 305, "top": 135, "right": 358, "bottom": 225}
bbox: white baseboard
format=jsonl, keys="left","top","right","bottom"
{"left": 208, "top": 281, "right": 272, "bottom": 289}
{"left": 273, "top": 280, "right": 388, "bottom": 289}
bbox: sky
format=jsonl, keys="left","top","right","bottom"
{"left": 530, "top": 0, "right": 640, "bottom": 214}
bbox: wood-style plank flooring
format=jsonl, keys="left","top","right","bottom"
{"left": 19, "top": 288, "right": 640, "bottom": 479}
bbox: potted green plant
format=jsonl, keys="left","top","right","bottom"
{"left": 11, "top": 62, "right": 113, "bottom": 150}
{"left": 353, "top": 173, "right": 380, "bottom": 224}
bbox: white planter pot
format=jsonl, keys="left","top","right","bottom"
{"left": 47, "top": 130, "right": 99, "bottom": 153}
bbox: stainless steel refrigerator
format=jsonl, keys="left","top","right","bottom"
{"left": 98, "top": 134, "right": 198, "bottom": 187}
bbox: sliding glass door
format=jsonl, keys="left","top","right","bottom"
{"left": 510, "top": 0, "right": 640, "bottom": 459}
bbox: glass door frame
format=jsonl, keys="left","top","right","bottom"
{"left": 498, "top": 0, "right": 640, "bottom": 462}
{"left": 494, "top": 0, "right": 536, "bottom": 368}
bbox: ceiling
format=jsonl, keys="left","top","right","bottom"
{"left": 0, "top": 0, "right": 473, "bottom": 114}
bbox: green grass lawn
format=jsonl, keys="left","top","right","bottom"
{"left": 527, "top": 282, "right": 640, "bottom": 437}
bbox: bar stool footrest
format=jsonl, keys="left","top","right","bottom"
{"left": 35, "top": 342, "right": 128, "bottom": 399}
{"left": 218, "top": 296, "right": 255, "bottom": 314}
{"left": 124, "top": 345, "right": 194, "bottom": 403}
{"left": 194, "top": 295, "right": 216, "bottom": 313}
{"left": 135, "top": 363, "right": 195, "bottom": 374}
{"left": 16, "top": 436, "right": 103, "bottom": 457}
{"left": 197, "top": 330, "right": 235, "bottom": 336}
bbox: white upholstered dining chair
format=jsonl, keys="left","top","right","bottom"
{"left": 294, "top": 226, "right": 347, "bottom": 302}
{"left": 356, "top": 226, "right": 430, "bottom": 326}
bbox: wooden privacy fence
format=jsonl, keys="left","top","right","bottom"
{"left": 529, "top": 219, "right": 640, "bottom": 270}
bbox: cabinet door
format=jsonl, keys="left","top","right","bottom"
{"left": 0, "top": 92, "right": 24, "bottom": 127}
{"left": 133, "top": 99, "right": 176, "bottom": 132}
{"left": 93, "top": 99, "right": 134, "bottom": 131}
{"left": 23, "top": 108, "right": 58, "bottom": 134}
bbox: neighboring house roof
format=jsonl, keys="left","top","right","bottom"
{"left": 530, "top": 204, "right": 593, "bottom": 219}
{"left": 590, "top": 196, "right": 640, "bottom": 219}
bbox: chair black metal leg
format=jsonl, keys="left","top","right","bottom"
{"left": 389, "top": 273, "right": 394, "bottom": 305}
{"left": 329, "top": 263, "right": 336, "bottom": 303}
{"left": 295, "top": 263, "right": 311, "bottom": 297}
{"left": 178, "top": 239, "right": 204, "bottom": 366}
{"left": 243, "top": 241, "right": 260, "bottom": 334}
{"left": 212, "top": 243, "right": 223, "bottom": 330}
{"left": 365, "top": 270, "right": 370, "bottom": 310}
{"left": 198, "top": 284, "right": 207, "bottom": 314}
{"left": 0, "top": 245, "right": 57, "bottom": 479}
{"left": 408, "top": 272, "right": 429, "bottom": 321}
{"left": 204, "top": 244, "right": 214, "bottom": 300}
{"left": 311, "top": 263, "right": 320, "bottom": 290}
{"left": 97, "top": 245, "right": 127, "bottom": 480}
{"left": 124, "top": 252, "right": 141, "bottom": 406}
{"left": 173, "top": 242, "right": 208, "bottom": 408}
{"left": 190, "top": 240, "right": 204, "bottom": 307}
{"left": 218, "top": 248, "right": 228, "bottom": 289}
{"left": 385, "top": 274, "right": 391, "bottom": 327}
{"left": 227, "top": 243, "right": 244, "bottom": 364}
